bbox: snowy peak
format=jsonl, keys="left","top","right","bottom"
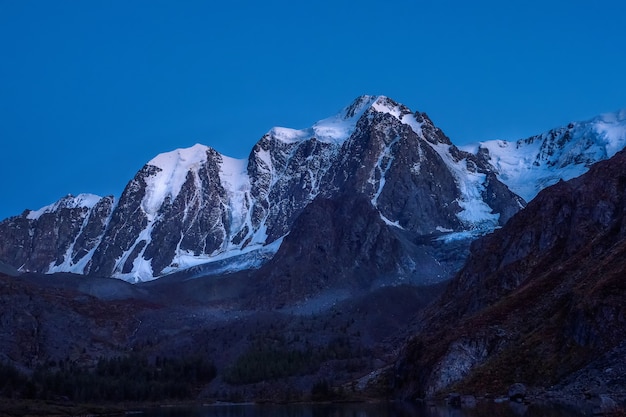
{"left": 266, "top": 95, "right": 378, "bottom": 146}
{"left": 328, "top": 96, "right": 523, "bottom": 236}
{"left": 265, "top": 95, "right": 418, "bottom": 147}
{"left": 147, "top": 143, "right": 211, "bottom": 171}
{"left": 470, "top": 108, "right": 626, "bottom": 201}
{"left": 142, "top": 143, "right": 214, "bottom": 216}
{"left": 26, "top": 193, "right": 106, "bottom": 220}
{"left": 370, "top": 95, "right": 412, "bottom": 119}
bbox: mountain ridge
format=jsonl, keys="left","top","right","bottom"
{"left": 465, "top": 108, "right": 626, "bottom": 201}
{"left": 1, "top": 96, "right": 624, "bottom": 283}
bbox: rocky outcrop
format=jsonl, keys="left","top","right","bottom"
{"left": 247, "top": 134, "right": 339, "bottom": 243}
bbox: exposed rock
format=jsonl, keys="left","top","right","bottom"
{"left": 508, "top": 383, "right": 527, "bottom": 402}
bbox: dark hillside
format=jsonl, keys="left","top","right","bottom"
{"left": 395, "top": 150, "right": 626, "bottom": 403}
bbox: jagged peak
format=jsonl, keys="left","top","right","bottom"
{"left": 139, "top": 143, "right": 223, "bottom": 218}
{"left": 515, "top": 108, "right": 626, "bottom": 146}
{"left": 147, "top": 143, "right": 215, "bottom": 171}
{"left": 343, "top": 95, "right": 416, "bottom": 122}
{"left": 26, "top": 193, "right": 104, "bottom": 220}
{"left": 464, "top": 108, "right": 626, "bottom": 203}
{"left": 342, "top": 95, "right": 379, "bottom": 119}
{"left": 265, "top": 95, "right": 422, "bottom": 147}
{"left": 264, "top": 97, "right": 380, "bottom": 146}
{"left": 370, "top": 96, "right": 411, "bottom": 117}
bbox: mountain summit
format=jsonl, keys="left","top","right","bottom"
{"left": 465, "top": 109, "right": 626, "bottom": 201}
{"left": 2, "top": 96, "right": 622, "bottom": 283}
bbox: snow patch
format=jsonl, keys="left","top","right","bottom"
{"left": 437, "top": 229, "right": 491, "bottom": 243}
{"left": 379, "top": 213, "right": 404, "bottom": 229}
{"left": 267, "top": 127, "right": 311, "bottom": 144}
{"left": 370, "top": 136, "right": 401, "bottom": 206}
{"left": 218, "top": 155, "right": 251, "bottom": 238}
{"left": 428, "top": 143, "right": 499, "bottom": 229}
{"left": 161, "top": 237, "right": 284, "bottom": 277}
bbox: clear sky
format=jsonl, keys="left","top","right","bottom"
{"left": 1, "top": 0, "right": 625, "bottom": 220}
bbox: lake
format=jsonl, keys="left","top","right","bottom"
{"left": 138, "top": 401, "right": 585, "bottom": 417}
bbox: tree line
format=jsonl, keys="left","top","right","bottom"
{"left": 0, "top": 354, "right": 216, "bottom": 403}
{"left": 223, "top": 336, "right": 358, "bottom": 384}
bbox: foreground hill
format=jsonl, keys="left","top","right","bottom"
{"left": 394, "top": 149, "right": 626, "bottom": 405}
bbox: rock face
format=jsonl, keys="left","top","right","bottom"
{"left": 0, "top": 194, "right": 114, "bottom": 274}
{"left": 4, "top": 96, "right": 621, "bottom": 284}
{"left": 394, "top": 149, "right": 626, "bottom": 400}
{"left": 251, "top": 194, "right": 433, "bottom": 306}
{"left": 87, "top": 147, "right": 233, "bottom": 279}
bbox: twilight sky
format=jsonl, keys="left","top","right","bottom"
{"left": 1, "top": 0, "right": 625, "bottom": 220}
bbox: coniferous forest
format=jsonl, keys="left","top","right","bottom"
{"left": 0, "top": 355, "right": 216, "bottom": 403}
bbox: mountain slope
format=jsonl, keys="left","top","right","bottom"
{"left": 394, "top": 149, "right": 626, "bottom": 400}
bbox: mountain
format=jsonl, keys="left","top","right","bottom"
{"left": 3, "top": 97, "right": 626, "bottom": 406}
{"left": 0, "top": 194, "right": 115, "bottom": 274}
{"left": 0, "top": 95, "right": 524, "bottom": 283}
{"left": 394, "top": 149, "right": 626, "bottom": 402}
{"left": 464, "top": 109, "right": 626, "bottom": 201}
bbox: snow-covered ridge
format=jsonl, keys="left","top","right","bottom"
{"left": 268, "top": 95, "right": 384, "bottom": 145}
{"left": 26, "top": 193, "right": 103, "bottom": 220}
{"left": 465, "top": 109, "right": 626, "bottom": 201}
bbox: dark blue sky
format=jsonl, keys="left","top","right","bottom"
{"left": 1, "top": 0, "right": 625, "bottom": 220}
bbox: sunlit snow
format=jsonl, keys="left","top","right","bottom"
{"left": 143, "top": 143, "right": 210, "bottom": 218}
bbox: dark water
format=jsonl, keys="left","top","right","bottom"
{"left": 138, "top": 402, "right": 584, "bottom": 417}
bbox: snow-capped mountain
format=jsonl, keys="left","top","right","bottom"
{"left": 5, "top": 96, "right": 620, "bottom": 283}
{"left": 464, "top": 109, "right": 626, "bottom": 201}
{"left": 0, "top": 194, "right": 115, "bottom": 274}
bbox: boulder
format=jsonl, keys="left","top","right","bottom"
{"left": 508, "top": 383, "right": 527, "bottom": 402}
